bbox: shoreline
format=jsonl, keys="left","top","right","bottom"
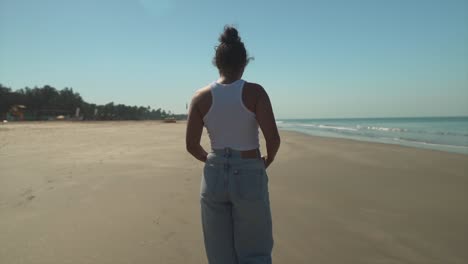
{"left": 276, "top": 117, "right": 468, "bottom": 155}
{"left": 278, "top": 128, "right": 468, "bottom": 157}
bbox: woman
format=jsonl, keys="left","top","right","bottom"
{"left": 186, "top": 25, "right": 280, "bottom": 264}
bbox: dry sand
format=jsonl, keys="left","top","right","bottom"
{"left": 1, "top": 121, "right": 467, "bottom": 264}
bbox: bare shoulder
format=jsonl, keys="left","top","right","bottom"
{"left": 191, "top": 84, "right": 213, "bottom": 116}
{"left": 194, "top": 84, "right": 212, "bottom": 98}
{"left": 192, "top": 85, "right": 212, "bottom": 104}
{"left": 244, "top": 81, "right": 264, "bottom": 92}
{"left": 244, "top": 81, "right": 267, "bottom": 98}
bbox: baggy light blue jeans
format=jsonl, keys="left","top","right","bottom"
{"left": 200, "top": 148, "right": 273, "bottom": 264}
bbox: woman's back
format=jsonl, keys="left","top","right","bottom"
{"left": 203, "top": 79, "right": 259, "bottom": 151}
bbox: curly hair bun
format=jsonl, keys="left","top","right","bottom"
{"left": 219, "top": 26, "right": 241, "bottom": 44}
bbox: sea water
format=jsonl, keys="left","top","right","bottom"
{"left": 276, "top": 117, "right": 468, "bottom": 155}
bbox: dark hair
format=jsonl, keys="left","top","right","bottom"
{"left": 213, "top": 25, "right": 251, "bottom": 76}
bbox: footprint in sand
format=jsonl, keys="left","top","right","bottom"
{"left": 153, "top": 217, "right": 160, "bottom": 225}
{"left": 16, "top": 192, "right": 36, "bottom": 207}
{"left": 21, "top": 188, "right": 33, "bottom": 197}
{"left": 163, "top": 231, "right": 176, "bottom": 241}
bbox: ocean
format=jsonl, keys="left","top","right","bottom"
{"left": 276, "top": 117, "right": 468, "bottom": 155}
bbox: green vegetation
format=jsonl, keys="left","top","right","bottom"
{"left": 0, "top": 84, "right": 186, "bottom": 121}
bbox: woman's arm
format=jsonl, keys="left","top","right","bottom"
{"left": 185, "top": 92, "right": 208, "bottom": 162}
{"left": 255, "top": 86, "right": 281, "bottom": 168}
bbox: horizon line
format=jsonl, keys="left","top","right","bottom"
{"left": 276, "top": 115, "right": 468, "bottom": 120}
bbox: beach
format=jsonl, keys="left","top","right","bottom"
{"left": 1, "top": 121, "right": 467, "bottom": 264}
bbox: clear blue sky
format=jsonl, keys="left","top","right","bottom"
{"left": 1, "top": 0, "right": 467, "bottom": 118}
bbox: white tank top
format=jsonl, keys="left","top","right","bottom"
{"left": 203, "top": 79, "right": 260, "bottom": 151}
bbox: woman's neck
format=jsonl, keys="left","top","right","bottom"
{"left": 218, "top": 72, "right": 243, "bottom": 84}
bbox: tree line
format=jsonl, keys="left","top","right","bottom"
{"left": 0, "top": 84, "right": 186, "bottom": 121}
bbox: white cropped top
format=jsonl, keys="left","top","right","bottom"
{"left": 202, "top": 79, "right": 260, "bottom": 151}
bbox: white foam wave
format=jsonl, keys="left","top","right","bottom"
{"left": 358, "top": 125, "right": 407, "bottom": 132}
{"left": 318, "top": 125, "right": 358, "bottom": 131}
{"left": 393, "top": 138, "right": 468, "bottom": 149}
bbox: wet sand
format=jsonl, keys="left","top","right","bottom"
{"left": 1, "top": 121, "right": 467, "bottom": 264}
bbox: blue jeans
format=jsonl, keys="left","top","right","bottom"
{"left": 200, "top": 148, "right": 273, "bottom": 264}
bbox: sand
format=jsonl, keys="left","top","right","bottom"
{"left": 1, "top": 121, "right": 467, "bottom": 264}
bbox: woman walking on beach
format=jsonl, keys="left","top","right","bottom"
{"left": 186, "top": 26, "right": 280, "bottom": 264}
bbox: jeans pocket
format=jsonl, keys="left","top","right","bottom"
{"left": 236, "top": 168, "right": 266, "bottom": 201}
{"left": 201, "top": 163, "right": 221, "bottom": 197}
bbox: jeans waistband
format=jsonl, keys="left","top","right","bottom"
{"left": 211, "top": 147, "right": 261, "bottom": 159}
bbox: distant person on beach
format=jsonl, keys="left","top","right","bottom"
{"left": 186, "top": 25, "right": 280, "bottom": 264}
